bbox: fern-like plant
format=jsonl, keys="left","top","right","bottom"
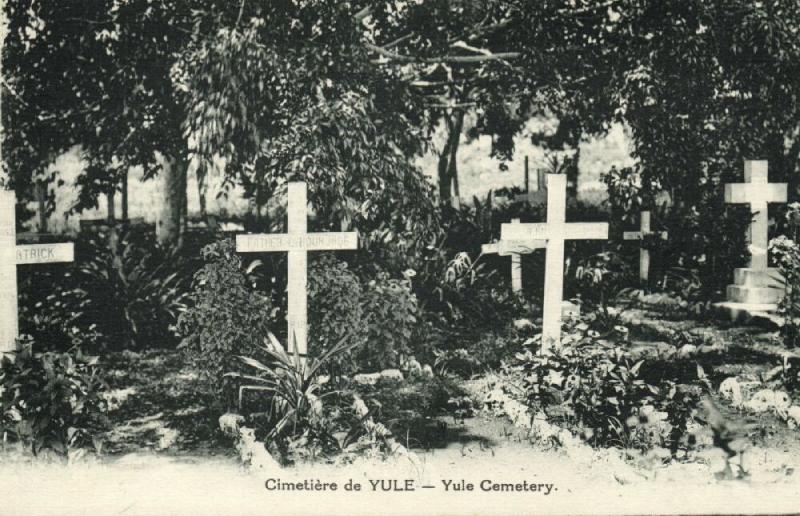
{"left": 227, "top": 331, "right": 358, "bottom": 442}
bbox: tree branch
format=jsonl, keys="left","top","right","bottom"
{"left": 236, "top": 0, "right": 246, "bottom": 26}
{"left": 557, "top": 0, "right": 621, "bottom": 17}
{"left": 365, "top": 42, "right": 520, "bottom": 64}
{"left": 354, "top": 6, "right": 372, "bottom": 22}
{"left": 1, "top": 78, "right": 30, "bottom": 107}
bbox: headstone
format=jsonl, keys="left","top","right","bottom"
{"left": 0, "top": 190, "right": 76, "bottom": 353}
{"left": 725, "top": 160, "right": 787, "bottom": 271}
{"left": 623, "top": 211, "right": 667, "bottom": 282}
{"left": 501, "top": 174, "right": 608, "bottom": 350}
{"left": 481, "top": 218, "right": 545, "bottom": 292}
{"left": 236, "top": 182, "right": 358, "bottom": 359}
{"left": 716, "top": 160, "right": 787, "bottom": 321}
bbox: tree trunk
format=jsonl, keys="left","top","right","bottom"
{"left": 35, "top": 181, "right": 47, "bottom": 233}
{"left": 121, "top": 168, "right": 128, "bottom": 222}
{"left": 197, "top": 167, "right": 207, "bottom": 222}
{"left": 437, "top": 110, "right": 465, "bottom": 208}
{"left": 181, "top": 161, "right": 188, "bottom": 235}
{"left": 107, "top": 186, "right": 116, "bottom": 224}
{"left": 437, "top": 144, "right": 452, "bottom": 205}
{"left": 155, "top": 152, "right": 186, "bottom": 247}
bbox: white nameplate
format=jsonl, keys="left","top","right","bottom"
{"left": 16, "top": 243, "right": 75, "bottom": 265}
{"left": 236, "top": 232, "right": 358, "bottom": 253}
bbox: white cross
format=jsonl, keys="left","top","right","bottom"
{"left": 0, "top": 191, "right": 75, "bottom": 353}
{"left": 501, "top": 174, "right": 608, "bottom": 351}
{"left": 481, "top": 219, "right": 545, "bottom": 292}
{"left": 623, "top": 211, "right": 667, "bottom": 282}
{"left": 724, "top": 160, "right": 787, "bottom": 271}
{"left": 235, "top": 182, "right": 358, "bottom": 359}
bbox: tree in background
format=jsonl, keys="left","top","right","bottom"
{"left": 3, "top": 1, "right": 441, "bottom": 247}
{"left": 3, "top": 1, "right": 206, "bottom": 244}
{"left": 361, "top": 1, "right": 620, "bottom": 208}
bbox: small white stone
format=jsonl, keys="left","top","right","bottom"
{"left": 353, "top": 372, "right": 381, "bottom": 385}
{"left": 745, "top": 389, "right": 791, "bottom": 413}
{"left": 719, "top": 378, "right": 743, "bottom": 406}
{"left": 561, "top": 301, "right": 581, "bottom": 318}
{"left": 406, "top": 358, "right": 422, "bottom": 375}
{"left": 787, "top": 406, "right": 800, "bottom": 429}
{"left": 421, "top": 364, "right": 434, "bottom": 378}
{"left": 513, "top": 318, "right": 535, "bottom": 330}
{"left": 219, "top": 413, "right": 245, "bottom": 436}
{"left": 678, "top": 344, "right": 697, "bottom": 358}
{"left": 380, "top": 369, "right": 404, "bottom": 382}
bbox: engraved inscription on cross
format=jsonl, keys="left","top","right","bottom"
{"left": 0, "top": 190, "right": 75, "bottom": 353}
{"left": 481, "top": 219, "right": 545, "bottom": 292}
{"left": 724, "top": 160, "right": 787, "bottom": 271}
{"left": 235, "top": 182, "right": 358, "bottom": 359}
{"left": 623, "top": 211, "right": 667, "bottom": 282}
{"left": 501, "top": 174, "right": 608, "bottom": 351}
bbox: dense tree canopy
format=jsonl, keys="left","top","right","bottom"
{"left": 3, "top": 1, "right": 798, "bottom": 241}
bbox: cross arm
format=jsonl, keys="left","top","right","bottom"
{"left": 16, "top": 243, "right": 75, "bottom": 265}
{"left": 563, "top": 223, "right": 609, "bottom": 240}
{"left": 724, "top": 183, "right": 787, "bottom": 204}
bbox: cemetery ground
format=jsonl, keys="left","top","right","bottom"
{"left": 4, "top": 289, "right": 800, "bottom": 514}
{"left": 2, "top": 174, "right": 800, "bottom": 514}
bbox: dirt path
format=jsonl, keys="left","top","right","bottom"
{"left": 5, "top": 316, "right": 800, "bottom": 515}
{"left": 3, "top": 411, "right": 800, "bottom": 515}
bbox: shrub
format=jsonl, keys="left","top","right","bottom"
{"left": 0, "top": 339, "right": 108, "bottom": 457}
{"left": 360, "top": 272, "right": 419, "bottom": 369}
{"left": 308, "top": 255, "right": 366, "bottom": 376}
{"left": 771, "top": 203, "right": 800, "bottom": 348}
{"left": 18, "top": 269, "right": 101, "bottom": 352}
{"left": 228, "top": 331, "right": 359, "bottom": 464}
{"left": 509, "top": 327, "right": 701, "bottom": 454}
{"left": 603, "top": 165, "right": 752, "bottom": 297}
{"left": 177, "top": 238, "right": 274, "bottom": 401}
{"left": 76, "top": 228, "right": 194, "bottom": 349}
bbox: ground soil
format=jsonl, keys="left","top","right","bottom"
{"left": 2, "top": 307, "right": 800, "bottom": 515}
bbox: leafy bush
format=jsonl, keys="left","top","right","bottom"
{"left": 308, "top": 255, "right": 366, "bottom": 376}
{"left": 77, "top": 229, "right": 194, "bottom": 349}
{"left": 228, "top": 331, "right": 359, "bottom": 464}
{"left": 771, "top": 203, "right": 800, "bottom": 348}
{"left": 509, "top": 328, "right": 701, "bottom": 454}
{"left": 574, "top": 250, "right": 634, "bottom": 310}
{"left": 18, "top": 269, "right": 101, "bottom": 352}
{"left": 604, "top": 165, "right": 752, "bottom": 298}
{"left": 177, "top": 238, "right": 274, "bottom": 400}
{"left": 360, "top": 271, "right": 419, "bottom": 369}
{"left": 0, "top": 340, "right": 108, "bottom": 457}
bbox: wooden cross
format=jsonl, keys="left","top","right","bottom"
{"left": 481, "top": 219, "right": 545, "bottom": 292}
{"left": 724, "top": 160, "right": 787, "bottom": 271}
{"left": 0, "top": 190, "right": 75, "bottom": 353}
{"left": 501, "top": 174, "right": 608, "bottom": 351}
{"left": 235, "top": 182, "right": 358, "bottom": 359}
{"left": 623, "top": 211, "right": 667, "bottom": 282}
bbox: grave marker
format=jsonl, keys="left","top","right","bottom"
{"left": 501, "top": 174, "right": 608, "bottom": 350}
{"left": 0, "top": 190, "right": 75, "bottom": 353}
{"left": 623, "top": 211, "right": 668, "bottom": 282}
{"left": 716, "top": 160, "right": 787, "bottom": 315}
{"left": 235, "top": 182, "right": 358, "bottom": 359}
{"left": 481, "top": 219, "right": 545, "bottom": 292}
{"left": 724, "top": 160, "right": 787, "bottom": 271}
